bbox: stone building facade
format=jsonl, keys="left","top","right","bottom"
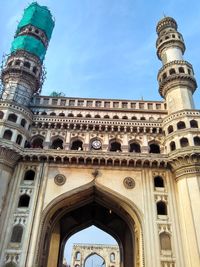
{"left": 71, "top": 244, "right": 119, "bottom": 267}
{"left": 0, "top": 3, "right": 199, "bottom": 267}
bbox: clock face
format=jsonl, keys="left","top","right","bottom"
{"left": 92, "top": 140, "right": 101, "bottom": 150}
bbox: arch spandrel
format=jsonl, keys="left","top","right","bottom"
{"left": 33, "top": 181, "right": 145, "bottom": 267}
{"left": 42, "top": 168, "right": 144, "bottom": 217}
{"left": 41, "top": 180, "right": 144, "bottom": 228}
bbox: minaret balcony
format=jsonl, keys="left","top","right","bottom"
{"left": 157, "top": 60, "right": 197, "bottom": 97}
{"left": 156, "top": 33, "right": 185, "bottom": 60}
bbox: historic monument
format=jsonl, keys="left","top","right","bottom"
{"left": 0, "top": 2, "right": 199, "bottom": 267}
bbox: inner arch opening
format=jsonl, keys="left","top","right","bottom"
{"left": 64, "top": 226, "right": 119, "bottom": 266}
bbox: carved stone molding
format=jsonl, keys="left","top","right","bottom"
{"left": 123, "top": 177, "right": 135, "bottom": 189}
{"left": 54, "top": 174, "right": 66, "bottom": 186}
{"left": 169, "top": 150, "right": 200, "bottom": 174}
{"left": 0, "top": 146, "right": 21, "bottom": 167}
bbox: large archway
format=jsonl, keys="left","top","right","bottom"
{"left": 34, "top": 182, "right": 144, "bottom": 267}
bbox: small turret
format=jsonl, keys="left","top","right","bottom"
{"left": 156, "top": 17, "right": 197, "bottom": 114}
{"left": 1, "top": 2, "right": 54, "bottom": 106}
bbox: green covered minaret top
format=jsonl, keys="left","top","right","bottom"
{"left": 10, "top": 2, "right": 54, "bottom": 61}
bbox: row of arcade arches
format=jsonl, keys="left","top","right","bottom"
{"left": 167, "top": 119, "right": 198, "bottom": 134}
{"left": 169, "top": 136, "right": 200, "bottom": 151}
{"left": 29, "top": 136, "right": 161, "bottom": 153}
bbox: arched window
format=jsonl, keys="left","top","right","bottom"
{"left": 41, "top": 111, "right": 47, "bottom": 115}
{"left": 160, "top": 232, "right": 171, "bottom": 250}
{"left": 24, "top": 170, "right": 35, "bottom": 181}
{"left": 129, "top": 142, "right": 141, "bottom": 153}
{"left": 86, "top": 114, "right": 91, "bottom": 118}
{"left": 180, "top": 137, "right": 189, "bottom": 147}
{"left": 110, "top": 141, "right": 121, "bottom": 152}
{"left": 33, "top": 66, "right": 38, "bottom": 74}
{"left": 31, "top": 136, "right": 44, "bottom": 148}
{"left": 51, "top": 138, "right": 63, "bottom": 149}
{"left": 168, "top": 125, "right": 173, "bottom": 134}
{"left": 131, "top": 116, "right": 137, "bottom": 120}
{"left": 77, "top": 113, "right": 83, "bottom": 117}
{"left": 194, "top": 136, "right": 200, "bottom": 146}
{"left": 104, "top": 115, "right": 110, "bottom": 119}
{"left": 170, "top": 141, "right": 176, "bottom": 151}
{"left": 113, "top": 115, "right": 119, "bottom": 119}
{"left": 59, "top": 112, "right": 65, "bottom": 116}
{"left": 10, "top": 225, "right": 23, "bottom": 243}
{"left": 94, "top": 115, "right": 101, "bottom": 118}
{"left": 154, "top": 176, "right": 164, "bottom": 188}
{"left": 157, "top": 201, "right": 167, "bottom": 215}
{"left": 149, "top": 143, "right": 160, "bottom": 153}
{"left": 15, "top": 60, "right": 20, "bottom": 66}
{"left": 18, "top": 194, "right": 30, "bottom": 208}
{"left": 140, "top": 117, "right": 146, "bottom": 120}
{"left": 75, "top": 251, "right": 81, "bottom": 260}
{"left": 162, "top": 72, "right": 167, "bottom": 79}
{"left": 122, "top": 116, "right": 128, "bottom": 120}
{"left": 68, "top": 113, "right": 74, "bottom": 117}
{"left": 50, "top": 112, "right": 56, "bottom": 116}
{"left": 177, "top": 121, "right": 186, "bottom": 130}
{"left": 0, "top": 111, "right": 4, "bottom": 119}
{"left": 179, "top": 67, "right": 185, "bottom": 73}
{"left": 21, "top": 118, "right": 26, "bottom": 127}
{"left": 8, "top": 60, "right": 13, "bottom": 67}
{"left": 24, "top": 61, "right": 31, "bottom": 68}
{"left": 190, "top": 120, "right": 198, "bottom": 128}
{"left": 16, "top": 134, "right": 23, "bottom": 145}
{"left": 8, "top": 113, "right": 17, "bottom": 123}
{"left": 71, "top": 140, "right": 83, "bottom": 151}
{"left": 110, "top": 253, "right": 115, "bottom": 262}
{"left": 3, "top": 130, "right": 12, "bottom": 140}
{"left": 169, "top": 68, "right": 176, "bottom": 75}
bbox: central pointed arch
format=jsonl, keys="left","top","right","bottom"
{"left": 84, "top": 253, "right": 106, "bottom": 267}
{"left": 33, "top": 181, "right": 144, "bottom": 267}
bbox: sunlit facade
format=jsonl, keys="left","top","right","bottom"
{"left": 0, "top": 3, "right": 199, "bottom": 267}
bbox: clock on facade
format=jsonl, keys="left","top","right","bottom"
{"left": 91, "top": 140, "right": 101, "bottom": 150}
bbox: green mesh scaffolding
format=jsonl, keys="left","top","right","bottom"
{"left": 16, "top": 2, "right": 54, "bottom": 39}
{"left": 11, "top": 35, "right": 46, "bottom": 61}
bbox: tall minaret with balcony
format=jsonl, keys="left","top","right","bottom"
{"left": 156, "top": 17, "right": 200, "bottom": 267}
{"left": 0, "top": 2, "right": 54, "bottom": 237}
{"left": 156, "top": 17, "right": 197, "bottom": 114}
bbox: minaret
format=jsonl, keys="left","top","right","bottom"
{"left": 156, "top": 17, "right": 200, "bottom": 267}
{"left": 156, "top": 17, "right": 197, "bottom": 114}
{"left": 0, "top": 2, "right": 54, "bottom": 242}
{"left": 1, "top": 2, "right": 54, "bottom": 105}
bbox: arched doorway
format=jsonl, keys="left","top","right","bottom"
{"left": 34, "top": 183, "right": 143, "bottom": 267}
{"left": 84, "top": 253, "right": 105, "bottom": 267}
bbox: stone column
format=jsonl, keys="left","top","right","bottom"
{"left": 173, "top": 161, "right": 200, "bottom": 267}
{"left": 0, "top": 147, "right": 20, "bottom": 247}
{"left": 47, "top": 222, "right": 61, "bottom": 267}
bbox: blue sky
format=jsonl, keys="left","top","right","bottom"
{"left": 1, "top": 0, "right": 200, "bottom": 107}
